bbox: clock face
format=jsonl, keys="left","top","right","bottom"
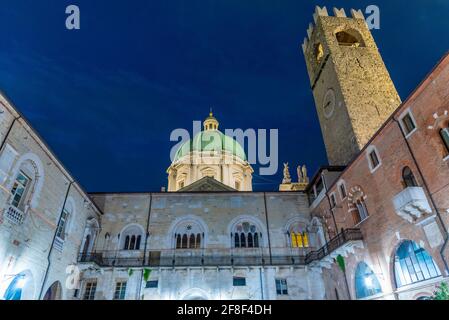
{"left": 323, "top": 89, "right": 336, "bottom": 119}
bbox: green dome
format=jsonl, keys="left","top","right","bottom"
{"left": 174, "top": 130, "right": 247, "bottom": 162}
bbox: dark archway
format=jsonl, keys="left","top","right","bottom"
{"left": 43, "top": 281, "right": 62, "bottom": 300}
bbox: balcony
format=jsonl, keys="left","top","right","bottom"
{"left": 4, "top": 205, "right": 26, "bottom": 225}
{"left": 393, "top": 187, "right": 432, "bottom": 223}
{"left": 78, "top": 248, "right": 305, "bottom": 268}
{"left": 78, "top": 229, "right": 363, "bottom": 270}
{"left": 305, "top": 229, "right": 364, "bottom": 269}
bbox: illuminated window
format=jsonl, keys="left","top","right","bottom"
{"left": 289, "top": 223, "right": 309, "bottom": 248}
{"left": 355, "top": 262, "right": 382, "bottom": 299}
{"left": 114, "top": 281, "right": 127, "bottom": 300}
{"left": 394, "top": 240, "right": 441, "bottom": 288}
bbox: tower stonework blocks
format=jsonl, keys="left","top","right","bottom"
{"left": 302, "top": 7, "right": 402, "bottom": 166}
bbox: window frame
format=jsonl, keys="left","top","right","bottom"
{"left": 56, "top": 208, "right": 70, "bottom": 240}
{"left": 399, "top": 110, "right": 417, "bottom": 138}
{"left": 330, "top": 192, "right": 337, "bottom": 208}
{"left": 337, "top": 180, "right": 347, "bottom": 200}
{"left": 232, "top": 277, "right": 246, "bottom": 287}
{"left": 275, "top": 279, "right": 288, "bottom": 295}
{"left": 10, "top": 171, "right": 31, "bottom": 210}
{"left": 366, "top": 146, "right": 382, "bottom": 173}
{"left": 83, "top": 281, "right": 97, "bottom": 300}
{"left": 113, "top": 281, "right": 127, "bottom": 300}
{"left": 145, "top": 280, "right": 159, "bottom": 289}
{"left": 402, "top": 167, "right": 418, "bottom": 188}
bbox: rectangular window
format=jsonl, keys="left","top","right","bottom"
{"left": 114, "top": 281, "right": 127, "bottom": 300}
{"left": 330, "top": 193, "right": 337, "bottom": 208}
{"left": 10, "top": 171, "right": 30, "bottom": 209}
{"left": 83, "top": 281, "right": 97, "bottom": 300}
{"left": 369, "top": 150, "right": 380, "bottom": 169}
{"left": 275, "top": 279, "right": 288, "bottom": 295}
{"left": 401, "top": 113, "right": 416, "bottom": 136}
{"left": 56, "top": 208, "right": 69, "bottom": 240}
{"left": 145, "top": 280, "right": 158, "bottom": 288}
{"left": 233, "top": 277, "right": 246, "bottom": 287}
{"left": 339, "top": 183, "right": 347, "bottom": 199}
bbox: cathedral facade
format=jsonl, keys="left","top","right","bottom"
{"left": 0, "top": 6, "right": 448, "bottom": 300}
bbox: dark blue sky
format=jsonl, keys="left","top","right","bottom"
{"left": 0, "top": 1, "right": 448, "bottom": 192}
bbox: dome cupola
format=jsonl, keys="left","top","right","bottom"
{"left": 203, "top": 109, "right": 219, "bottom": 131}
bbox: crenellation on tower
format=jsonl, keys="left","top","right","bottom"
{"left": 313, "top": 6, "right": 328, "bottom": 23}
{"left": 333, "top": 8, "right": 346, "bottom": 18}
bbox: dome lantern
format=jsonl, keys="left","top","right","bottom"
{"left": 203, "top": 109, "right": 219, "bottom": 131}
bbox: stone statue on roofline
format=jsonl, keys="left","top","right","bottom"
{"left": 282, "top": 163, "right": 291, "bottom": 184}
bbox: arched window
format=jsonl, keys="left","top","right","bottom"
{"left": 182, "top": 234, "right": 188, "bottom": 249}
{"left": 355, "top": 262, "right": 382, "bottom": 299}
{"left": 232, "top": 221, "right": 261, "bottom": 248}
{"left": 234, "top": 233, "right": 240, "bottom": 247}
{"left": 81, "top": 218, "right": 99, "bottom": 255}
{"left": 353, "top": 199, "right": 369, "bottom": 224}
{"left": 124, "top": 236, "right": 130, "bottom": 250}
{"left": 402, "top": 167, "right": 418, "bottom": 188}
{"left": 173, "top": 220, "right": 204, "bottom": 250}
{"left": 136, "top": 235, "right": 141, "bottom": 250}
{"left": 288, "top": 222, "right": 309, "bottom": 248}
{"left": 82, "top": 235, "right": 91, "bottom": 255}
{"left": 196, "top": 234, "right": 201, "bottom": 249}
{"left": 335, "top": 29, "right": 365, "bottom": 47}
{"left": 240, "top": 233, "right": 246, "bottom": 248}
{"left": 10, "top": 171, "right": 31, "bottom": 210}
{"left": 394, "top": 240, "right": 441, "bottom": 288}
{"left": 189, "top": 234, "right": 196, "bottom": 249}
{"left": 7, "top": 154, "right": 44, "bottom": 216}
{"left": 120, "top": 224, "right": 144, "bottom": 251}
{"left": 176, "top": 234, "right": 182, "bottom": 249}
{"left": 254, "top": 233, "right": 259, "bottom": 248}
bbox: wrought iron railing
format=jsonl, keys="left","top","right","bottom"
{"left": 78, "top": 229, "right": 363, "bottom": 268}
{"left": 304, "top": 228, "right": 363, "bottom": 264}
{"left": 5, "top": 205, "right": 26, "bottom": 225}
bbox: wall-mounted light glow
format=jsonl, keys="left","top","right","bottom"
{"left": 16, "top": 276, "right": 27, "bottom": 289}
{"left": 364, "top": 276, "right": 373, "bottom": 288}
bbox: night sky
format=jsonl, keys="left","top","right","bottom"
{"left": 0, "top": 1, "right": 448, "bottom": 192}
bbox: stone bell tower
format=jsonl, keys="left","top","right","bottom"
{"left": 302, "top": 6, "right": 401, "bottom": 166}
